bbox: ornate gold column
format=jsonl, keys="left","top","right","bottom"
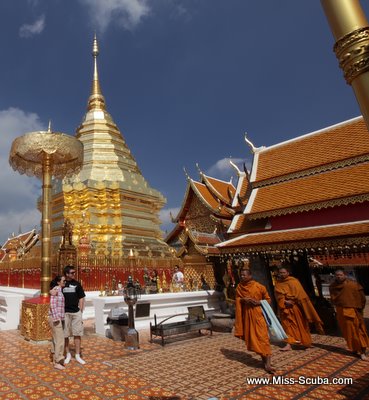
{"left": 321, "top": 0, "right": 369, "bottom": 127}
{"left": 41, "top": 153, "right": 52, "bottom": 297}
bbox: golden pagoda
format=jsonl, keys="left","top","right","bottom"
{"left": 50, "top": 36, "right": 172, "bottom": 258}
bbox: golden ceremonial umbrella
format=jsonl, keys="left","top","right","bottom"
{"left": 9, "top": 125, "right": 83, "bottom": 296}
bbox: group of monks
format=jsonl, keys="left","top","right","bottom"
{"left": 235, "top": 267, "right": 369, "bottom": 374}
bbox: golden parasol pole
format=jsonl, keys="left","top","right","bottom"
{"left": 41, "top": 152, "right": 52, "bottom": 297}
{"left": 321, "top": 0, "right": 369, "bottom": 128}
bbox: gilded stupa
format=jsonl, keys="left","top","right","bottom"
{"left": 51, "top": 36, "right": 172, "bottom": 258}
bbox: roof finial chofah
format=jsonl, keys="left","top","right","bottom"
{"left": 183, "top": 167, "right": 191, "bottom": 180}
{"left": 229, "top": 159, "right": 242, "bottom": 176}
{"left": 244, "top": 132, "right": 257, "bottom": 153}
{"left": 88, "top": 34, "right": 106, "bottom": 111}
{"left": 196, "top": 163, "right": 204, "bottom": 177}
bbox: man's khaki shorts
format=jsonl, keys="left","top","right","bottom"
{"left": 64, "top": 311, "right": 84, "bottom": 337}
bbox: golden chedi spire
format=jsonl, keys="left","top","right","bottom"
{"left": 51, "top": 36, "right": 172, "bottom": 260}
{"left": 88, "top": 34, "right": 106, "bottom": 111}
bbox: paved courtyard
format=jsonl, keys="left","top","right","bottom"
{"left": 0, "top": 321, "right": 369, "bottom": 400}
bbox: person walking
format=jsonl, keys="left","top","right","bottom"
{"left": 234, "top": 268, "right": 275, "bottom": 373}
{"left": 49, "top": 275, "right": 66, "bottom": 370}
{"left": 329, "top": 269, "right": 369, "bottom": 360}
{"left": 63, "top": 265, "right": 86, "bottom": 365}
{"left": 275, "top": 267, "right": 324, "bottom": 351}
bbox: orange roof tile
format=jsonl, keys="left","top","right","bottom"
{"left": 234, "top": 214, "right": 248, "bottom": 232}
{"left": 1, "top": 230, "right": 36, "bottom": 250}
{"left": 170, "top": 181, "right": 193, "bottom": 223}
{"left": 195, "top": 245, "right": 221, "bottom": 255}
{"left": 202, "top": 175, "right": 235, "bottom": 206}
{"left": 254, "top": 117, "right": 369, "bottom": 183}
{"left": 248, "top": 162, "right": 369, "bottom": 217}
{"left": 218, "top": 220, "right": 369, "bottom": 249}
{"left": 239, "top": 176, "right": 249, "bottom": 198}
{"left": 188, "top": 230, "right": 222, "bottom": 245}
{"left": 192, "top": 181, "right": 233, "bottom": 217}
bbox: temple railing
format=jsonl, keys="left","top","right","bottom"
{"left": 0, "top": 254, "right": 181, "bottom": 291}
{"left": 0, "top": 256, "right": 57, "bottom": 289}
{"left": 76, "top": 255, "right": 179, "bottom": 291}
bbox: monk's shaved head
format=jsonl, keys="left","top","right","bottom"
{"left": 278, "top": 268, "right": 290, "bottom": 280}
{"left": 334, "top": 269, "right": 346, "bottom": 283}
{"left": 240, "top": 268, "right": 252, "bottom": 283}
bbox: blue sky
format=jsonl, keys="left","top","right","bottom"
{"left": 0, "top": 0, "right": 368, "bottom": 243}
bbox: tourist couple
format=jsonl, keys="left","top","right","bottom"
{"left": 49, "top": 265, "right": 86, "bottom": 370}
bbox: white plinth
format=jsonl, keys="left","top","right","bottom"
{"left": 0, "top": 287, "right": 41, "bottom": 330}
{"left": 0, "top": 293, "right": 24, "bottom": 330}
{"left": 93, "top": 290, "right": 221, "bottom": 336}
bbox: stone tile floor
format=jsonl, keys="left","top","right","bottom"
{"left": 0, "top": 321, "right": 369, "bottom": 400}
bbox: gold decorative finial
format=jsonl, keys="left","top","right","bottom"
{"left": 92, "top": 33, "right": 99, "bottom": 57}
{"left": 88, "top": 34, "right": 106, "bottom": 111}
{"left": 183, "top": 167, "right": 190, "bottom": 180}
{"left": 196, "top": 163, "right": 203, "bottom": 176}
{"left": 47, "top": 120, "right": 52, "bottom": 133}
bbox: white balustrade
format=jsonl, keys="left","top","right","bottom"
{"left": 93, "top": 290, "right": 221, "bottom": 336}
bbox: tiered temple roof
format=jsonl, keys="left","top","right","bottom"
{"left": 0, "top": 229, "right": 39, "bottom": 261}
{"left": 166, "top": 169, "right": 237, "bottom": 256}
{"left": 218, "top": 220, "right": 369, "bottom": 251}
{"left": 221, "top": 116, "right": 369, "bottom": 253}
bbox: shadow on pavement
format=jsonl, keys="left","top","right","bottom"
{"left": 338, "top": 372, "right": 369, "bottom": 399}
{"left": 220, "top": 347, "right": 264, "bottom": 370}
{"left": 312, "top": 342, "right": 353, "bottom": 356}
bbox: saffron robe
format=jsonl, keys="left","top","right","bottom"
{"left": 235, "top": 280, "right": 271, "bottom": 357}
{"left": 329, "top": 279, "right": 369, "bottom": 353}
{"left": 275, "top": 276, "right": 324, "bottom": 347}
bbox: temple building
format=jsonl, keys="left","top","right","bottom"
{"left": 0, "top": 230, "right": 39, "bottom": 262}
{"left": 50, "top": 37, "right": 174, "bottom": 260}
{"left": 165, "top": 165, "right": 242, "bottom": 287}
{"left": 218, "top": 116, "right": 369, "bottom": 294}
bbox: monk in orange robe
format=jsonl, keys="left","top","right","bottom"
{"left": 235, "top": 269, "right": 275, "bottom": 373}
{"left": 275, "top": 268, "right": 324, "bottom": 351}
{"left": 329, "top": 269, "right": 369, "bottom": 360}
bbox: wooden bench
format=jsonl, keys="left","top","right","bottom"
{"left": 150, "top": 305, "right": 212, "bottom": 346}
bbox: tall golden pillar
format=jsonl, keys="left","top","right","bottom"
{"left": 9, "top": 125, "right": 83, "bottom": 340}
{"left": 321, "top": 0, "right": 369, "bottom": 128}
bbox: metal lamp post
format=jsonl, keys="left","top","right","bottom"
{"left": 123, "top": 276, "right": 140, "bottom": 349}
{"left": 9, "top": 124, "right": 83, "bottom": 340}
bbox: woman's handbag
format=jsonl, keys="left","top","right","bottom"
{"left": 260, "top": 300, "right": 288, "bottom": 342}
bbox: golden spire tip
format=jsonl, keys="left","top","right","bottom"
{"left": 92, "top": 34, "right": 99, "bottom": 58}
{"left": 47, "top": 120, "right": 52, "bottom": 133}
{"left": 88, "top": 34, "right": 105, "bottom": 111}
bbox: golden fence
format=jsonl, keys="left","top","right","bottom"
{"left": 0, "top": 254, "right": 181, "bottom": 291}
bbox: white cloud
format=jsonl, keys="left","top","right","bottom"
{"left": 27, "top": 0, "right": 40, "bottom": 6}
{"left": 79, "top": 0, "right": 150, "bottom": 33}
{"left": 0, "top": 108, "right": 44, "bottom": 244}
{"left": 170, "top": 2, "right": 191, "bottom": 22}
{"left": 19, "top": 14, "right": 45, "bottom": 38}
{"left": 206, "top": 157, "right": 252, "bottom": 181}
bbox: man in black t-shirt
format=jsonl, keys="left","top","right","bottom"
{"left": 63, "top": 265, "right": 86, "bottom": 365}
